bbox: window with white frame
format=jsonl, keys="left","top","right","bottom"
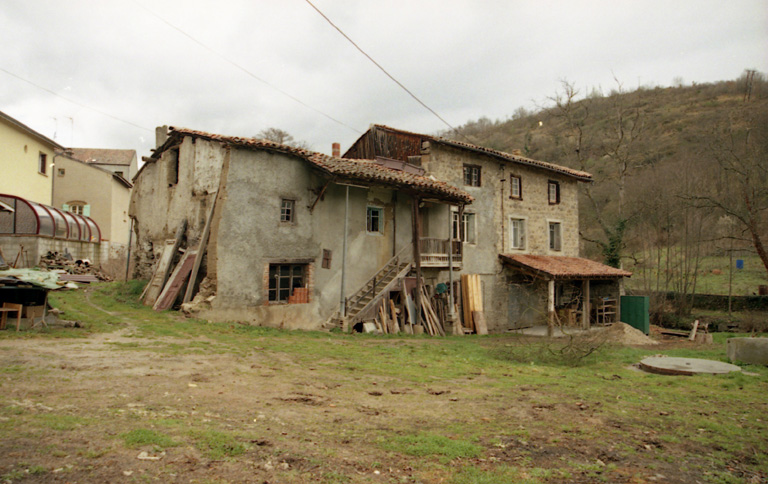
{"left": 509, "top": 217, "right": 526, "bottom": 249}
{"left": 549, "top": 221, "right": 562, "bottom": 251}
{"left": 510, "top": 175, "right": 522, "bottom": 199}
{"left": 452, "top": 211, "right": 476, "bottom": 244}
{"left": 367, "top": 206, "right": 383, "bottom": 233}
{"left": 548, "top": 181, "right": 560, "bottom": 204}
{"left": 280, "top": 199, "right": 295, "bottom": 222}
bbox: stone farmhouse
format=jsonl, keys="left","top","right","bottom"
{"left": 130, "top": 125, "right": 630, "bottom": 332}
{"left": 129, "top": 127, "right": 471, "bottom": 329}
{"left": 344, "top": 125, "right": 631, "bottom": 332}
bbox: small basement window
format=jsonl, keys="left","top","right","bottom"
{"left": 463, "top": 164, "right": 481, "bottom": 187}
{"left": 280, "top": 199, "right": 295, "bottom": 222}
{"left": 268, "top": 263, "right": 307, "bottom": 303}
{"left": 367, "top": 206, "right": 383, "bottom": 233}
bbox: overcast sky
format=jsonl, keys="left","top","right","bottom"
{"left": 2, "top": 0, "right": 766, "bottom": 159}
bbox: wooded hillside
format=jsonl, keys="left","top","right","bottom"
{"left": 446, "top": 72, "right": 768, "bottom": 308}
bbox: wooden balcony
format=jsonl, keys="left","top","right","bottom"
{"left": 419, "top": 238, "right": 462, "bottom": 268}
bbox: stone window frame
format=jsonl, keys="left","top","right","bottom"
{"left": 548, "top": 219, "right": 563, "bottom": 252}
{"left": 548, "top": 180, "right": 560, "bottom": 205}
{"left": 366, "top": 206, "right": 384, "bottom": 234}
{"left": 510, "top": 175, "right": 522, "bottom": 200}
{"left": 463, "top": 164, "right": 481, "bottom": 187}
{"left": 509, "top": 215, "right": 527, "bottom": 250}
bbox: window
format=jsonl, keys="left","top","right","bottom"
{"left": 463, "top": 164, "right": 481, "bottom": 187}
{"left": 268, "top": 264, "right": 306, "bottom": 302}
{"left": 63, "top": 202, "right": 89, "bottom": 216}
{"left": 322, "top": 249, "right": 332, "bottom": 269}
{"left": 367, "top": 206, "right": 383, "bottom": 233}
{"left": 510, "top": 218, "right": 526, "bottom": 249}
{"left": 548, "top": 181, "right": 560, "bottom": 204}
{"left": 510, "top": 175, "right": 522, "bottom": 199}
{"left": 38, "top": 153, "right": 47, "bottom": 175}
{"left": 549, "top": 222, "right": 562, "bottom": 251}
{"left": 452, "top": 211, "right": 477, "bottom": 244}
{"left": 280, "top": 199, "right": 295, "bottom": 222}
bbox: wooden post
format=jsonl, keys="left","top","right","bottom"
{"left": 582, "top": 279, "right": 590, "bottom": 330}
{"left": 547, "top": 279, "right": 555, "bottom": 337}
{"left": 411, "top": 195, "right": 422, "bottom": 327}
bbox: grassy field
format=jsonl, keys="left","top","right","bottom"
{"left": 0, "top": 282, "right": 766, "bottom": 483}
{"left": 627, "top": 254, "right": 767, "bottom": 296}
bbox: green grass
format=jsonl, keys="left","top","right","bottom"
{"left": 380, "top": 432, "right": 481, "bottom": 461}
{"left": 4, "top": 281, "right": 768, "bottom": 483}
{"left": 191, "top": 430, "right": 246, "bottom": 459}
{"left": 120, "top": 428, "right": 179, "bottom": 449}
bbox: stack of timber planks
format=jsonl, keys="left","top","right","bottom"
{"left": 460, "top": 274, "right": 487, "bottom": 335}
{"left": 367, "top": 280, "right": 446, "bottom": 336}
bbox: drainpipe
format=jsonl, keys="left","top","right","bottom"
{"left": 447, "top": 205, "right": 455, "bottom": 318}
{"left": 339, "top": 185, "right": 350, "bottom": 318}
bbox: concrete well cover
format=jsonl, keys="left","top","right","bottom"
{"left": 639, "top": 356, "right": 741, "bottom": 376}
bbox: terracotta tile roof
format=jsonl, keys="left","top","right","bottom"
{"left": 153, "top": 127, "right": 473, "bottom": 204}
{"left": 70, "top": 148, "right": 136, "bottom": 166}
{"left": 371, "top": 124, "right": 592, "bottom": 181}
{"left": 499, "top": 254, "right": 632, "bottom": 279}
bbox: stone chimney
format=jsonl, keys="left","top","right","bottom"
{"left": 332, "top": 142, "right": 340, "bottom": 157}
{"left": 155, "top": 125, "right": 169, "bottom": 148}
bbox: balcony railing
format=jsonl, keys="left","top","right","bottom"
{"left": 419, "top": 238, "right": 462, "bottom": 268}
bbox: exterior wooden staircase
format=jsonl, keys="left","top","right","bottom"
{"left": 324, "top": 246, "right": 412, "bottom": 330}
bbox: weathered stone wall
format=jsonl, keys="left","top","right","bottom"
{"left": 129, "top": 137, "right": 225, "bottom": 279}
{"left": 420, "top": 142, "right": 581, "bottom": 331}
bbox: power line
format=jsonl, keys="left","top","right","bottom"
{"left": 0, "top": 67, "right": 153, "bottom": 133}
{"left": 304, "top": 0, "right": 469, "bottom": 141}
{"left": 131, "top": 0, "right": 361, "bottom": 135}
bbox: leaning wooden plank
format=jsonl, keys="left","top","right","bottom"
{"left": 154, "top": 249, "right": 198, "bottom": 311}
{"left": 143, "top": 239, "right": 179, "bottom": 305}
{"left": 389, "top": 299, "right": 401, "bottom": 334}
{"left": 183, "top": 188, "right": 220, "bottom": 304}
{"left": 461, "top": 275, "right": 471, "bottom": 332}
{"left": 472, "top": 310, "right": 489, "bottom": 335}
{"left": 688, "top": 320, "right": 699, "bottom": 341}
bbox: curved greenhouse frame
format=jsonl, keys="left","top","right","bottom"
{"left": 0, "top": 193, "right": 101, "bottom": 242}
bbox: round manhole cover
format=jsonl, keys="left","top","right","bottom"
{"left": 639, "top": 356, "right": 741, "bottom": 376}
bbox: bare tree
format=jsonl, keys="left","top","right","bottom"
{"left": 254, "top": 128, "right": 311, "bottom": 150}
{"left": 689, "top": 105, "right": 768, "bottom": 275}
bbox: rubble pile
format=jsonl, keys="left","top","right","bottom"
{"left": 37, "top": 251, "right": 113, "bottom": 281}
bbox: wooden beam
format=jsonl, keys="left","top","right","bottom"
{"left": 308, "top": 180, "right": 330, "bottom": 213}
{"left": 411, "top": 195, "right": 422, "bottom": 327}
{"left": 547, "top": 279, "right": 555, "bottom": 337}
{"left": 582, "top": 279, "right": 591, "bottom": 330}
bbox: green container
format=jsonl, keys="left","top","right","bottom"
{"left": 620, "top": 296, "right": 650, "bottom": 334}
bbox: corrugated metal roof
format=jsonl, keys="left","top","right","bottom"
{"left": 360, "top": 125, "right": 592, "bottom": 181}
{"left": 499, "top": 254, "right": 632, "bottom": 279}
{"left": 150, "top": 127, "right": 473, "bottom": 204}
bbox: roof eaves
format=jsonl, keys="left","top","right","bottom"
{"left": 0, "top": 110, "right": 65, "bottom": 151}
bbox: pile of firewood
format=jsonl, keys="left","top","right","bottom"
{"left": 38, "top": 251, "right": 113, "bottom": 281}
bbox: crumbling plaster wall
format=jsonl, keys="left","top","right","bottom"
{"left": 129, "top": 137, "right": 225, "bottom": 279}
{"left": 420, "top": 143, "right": 581, "bottom": 332}
{"left": 211, "top": 148, "right": 415, "bottom": 329}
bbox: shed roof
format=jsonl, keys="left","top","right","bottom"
{"left": 69, "top": 148, "right": 136, "bottom": 166}
{"left": 149, "top": 127, "right": 473, "bottom": 204}
{"left": 499, "top": 254, "right": 632, "bottom": 280}
{"left": 349, "top": 124, "right": 592, "bottom": 181}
